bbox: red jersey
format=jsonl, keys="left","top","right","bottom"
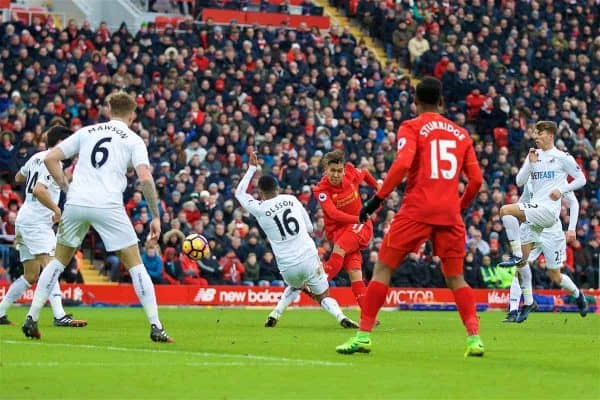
{"left": 314, "top": 163, "right": 378, "bottom": 240}
{"left": 377, "top": 112, "right": 483, "bottom": 226}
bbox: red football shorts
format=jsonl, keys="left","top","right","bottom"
{"left": 378, "top": 213, "right": 466, "bottom": 276}
{"left": 335, "top": 221, "right": 373, "bottom": 271}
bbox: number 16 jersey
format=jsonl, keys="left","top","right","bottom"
{"left": 235, "top": 165, "right": 318, "bottom": 271}
{"left": 58, "top": 119, "right": 150, "bottom": 208}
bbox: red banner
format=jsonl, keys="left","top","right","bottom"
{"left": 0, "top": 284, "right": 597, "bottom": 309}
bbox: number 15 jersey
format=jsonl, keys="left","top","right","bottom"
{"left": 58, "top": 119, "right": 150, "bottom": 208}
{"left": 391, "top": 112, "right": 481, "bottom": 226}
{"left": 235, "top": 165, "right": 318, "bottom": 271}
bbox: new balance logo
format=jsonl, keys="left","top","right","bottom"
{"left": 194, "top": 288, "right": 217, "bottom": 302}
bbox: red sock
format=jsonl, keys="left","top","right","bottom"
{"left": 324, "top": 252, "right": 344, "bottom": 280}
{"left": 359, "top": 280, "right": 388, "bottom": 332}
{"left": 453, "top": 286, "right": 479, "bottom": 336}
{"left": 351, "top": 280, "right": 367, "bottom": 310}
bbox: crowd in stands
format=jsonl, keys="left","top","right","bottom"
{"left": 0, "top": 0, "right": 598, "bottom": 290}
{"left": 147, "top": 0, "right": 323, "bottom": 17}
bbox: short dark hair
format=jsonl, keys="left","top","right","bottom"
{"left": 46, "top": 125, "right": 72, "bottom": 147}
{"left": 535, "top": 121, "right": 557, "bottom": 136}
{"left": 258, "top": 175, "right": 279, "bottom": 194}
{"left": 416, "top": 76, "right": 442, "bottom": 105}
{"left": 322, "top": 149, "right": 345, "bottom": 167}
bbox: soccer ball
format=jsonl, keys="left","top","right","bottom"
{"left": 182, "top": 233, "right": 210, "bottom": 260}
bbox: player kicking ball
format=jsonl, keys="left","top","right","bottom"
{"left": 0, "top": 125, "right": 86, "bottom": 328}
{"left": 313, "top": 150, "right": 379, "bottom": 313}
{"left": 22, "top": 93, "right": 172, "bottom": 342}
{"left": 336, "top": 77, "right": 485, "bottom": 357}
{"left": 498, "top": 121, "right": 586, "bottom": 323}
{"left": 235, "top": 152, "right": 358, "bottom": 329}
{"left": 503, "top": 180, "right": 587, "bottom": 322}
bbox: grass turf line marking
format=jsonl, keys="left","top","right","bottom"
{"left": 3, "top": 361, "right": 290, "bottom": 367}
{"left": 1, "top": 340, "right": 352, "bottom": 367}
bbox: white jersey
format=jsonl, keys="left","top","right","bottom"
{"left": 235, "top": 166, "right": 318, "bottom": 271}
{"left": 519, "top": 180, "right": 579, "bottom": 235}
{"left": 58, "top": 119, "right": 150, "bottom": 208}
{"left": 16, "top": 150, "right": 61, "bottom": 227}
{"left": 516, "top": 147, "right": 585, "bottom": 218}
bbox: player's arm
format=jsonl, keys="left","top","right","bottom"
{"left": 235, "top": 153, "right": 261, "bottom": 215}
{"left": 46, "top": 130, "right": 81, "bottom": 192}
{"left": 459, "top": 144, "right": 484, "bottom": 210}
{"left": 32, "top": 182, "right": 61, "bottom": 223}
{"left": 298, "top": 199, "right": 314, "bottom": 234}
{"left": 352, "top": 163, "right": 378, "bottom": 189}
{"left": 133, "top": 140, "right": 161, "bottom": 244}
{"left": 360, "top": 124, "right": 416, "bottom": 221}
{"left": 515, "top": 149, "right": 536, "bottom": 187}
{"left": 558, "top": 156, "right": 586, "bottom": 194}
{"left": 564, "top": 191, "right": 579, "bottom": 240}
{"left": 315, "top": 189, "right": 360, "bottom": 224}
{"left": 14, "top": 171, "right": 26, "bottom": 184}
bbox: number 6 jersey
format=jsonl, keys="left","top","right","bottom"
{"left": 235, "top": 165, "right": 318, "bottom": 271}
{"left": 16, "top": 150, "right": 61, "bottom": 226}
{"left": 58, "top": 120, "right": 150, "bottom": 208}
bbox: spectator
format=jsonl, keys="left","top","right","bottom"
{"left": 163, "top": 247, "right": 184, "bottom": 284}
{"left": 220, "top": 249, "right": 245, "bottom": 285}
{"left": 180, "top": 253, "right": 208, "bottom": 285}
{"left": 142, "top": 245, "right": 168, "bottom": 284}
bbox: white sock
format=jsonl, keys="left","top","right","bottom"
{"left": 320, "top": 296, "right": 345, "bottom": 322}
{"left": 509, "top": 275, "right": 521, "bottom": 312}
{"left": 0, "top": 276, "right": 31, "bottom": 317}
{"left": 502, "top": 215, "right": 523, "bottom": 258}
{"left": 49, "top": 281, "right": 66, "bottom": 319}
{"left": 129, "top": 264, "right": 162, "bottom": 329}
{"left": 559, "top": 274, "right": 580, "bottom": 297}
{"left": 27, "top": 259, "right": 65, "bottom": 321}
{"left": 274, "top": 286, "right": 300, "bottom": 316}
{"left": 518, "top": 264, "right": 533, "bottom": 306}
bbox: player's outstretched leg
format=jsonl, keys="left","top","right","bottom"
{"left": 547, "top": 268, "right": 588, "bottom": 317}
{"left": 22, "top": 259, "right": 67, "bottom": 339}
{"left": 443, "top": 259, "right": 484, "bottom": 357}
{"left": 336, "top": 262, "right": 392, "bottom": 354}
{"left": 129, "top": 263, "right": 173, "bottom": 342}
{"left": 265, "top": 286, "right": 300, "bottom": 327}
{"left": 503, "top": 275, "right": 521, "bottom": 323}
{"left": 49, "top": 281, "right": 87, "bottom": 327}
{"left": 0, "top": 276, "right": 31, "bottom": 326}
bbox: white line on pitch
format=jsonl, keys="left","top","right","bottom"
{"left": 1, "top": 340, "right": 352, "bottom": 367}
{"left": 3, "top": 361, "right": 287, "bottom": 367}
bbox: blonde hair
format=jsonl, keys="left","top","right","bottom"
{"left": 535, "top": 120, "right": 558, "bottom": 136}
{"left": 107, "top": 92, "right": 136, "bottom": 118}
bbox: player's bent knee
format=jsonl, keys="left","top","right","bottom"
{"left": 55, "top": 243, "right": 77, "bottom": 266}
{"left": 372, "top": 261, "right": 394, "bottom": 283}
{"left": 118, "top": 244, "right": 143, "bottom": 269}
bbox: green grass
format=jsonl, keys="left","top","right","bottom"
{"left": 0, "top": 307, "right": 599, "bottom": 399}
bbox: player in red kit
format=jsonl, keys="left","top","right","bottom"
{"left": 313, "top": 150, "right": 379, "bottom": 310}
{"left": 336, "top": 77, "right": 485, "bottom": 357}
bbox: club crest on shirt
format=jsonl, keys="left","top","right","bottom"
{"left": 397, "top": 137, "right": 407, "bottom": 150}
{"left": 318, "top": 193, "right": 327, "bottom": 202}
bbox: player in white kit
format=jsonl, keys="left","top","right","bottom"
{"left": 0, "top": 126, "right": 86, "bottom": 327}
{"left": 235, "top": 153, "right": 358, "bottom": 328}
{"left": 22, "top": 93, "right": 172, "bottom": 342}
{"left": 502, "top": 180, "right": 587, "bottom": 322}
{"left": 498, "top": 121, "right": 586, "bottom": 322}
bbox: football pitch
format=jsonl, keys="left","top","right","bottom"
{"left": 0, "top": 307, "right": 598, "bottom": 399}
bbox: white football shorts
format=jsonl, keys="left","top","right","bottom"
{"left": 57, "top": 205, "right": 138, "bottom": 252}
{"left": 281, "top": 255, "right": 329, "bottom": 296}
{"left": 15, "top": 223, "right": 56, "bottom": 262}
{"left": 526, "top": 229, "right": 566, "bottom": 269}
